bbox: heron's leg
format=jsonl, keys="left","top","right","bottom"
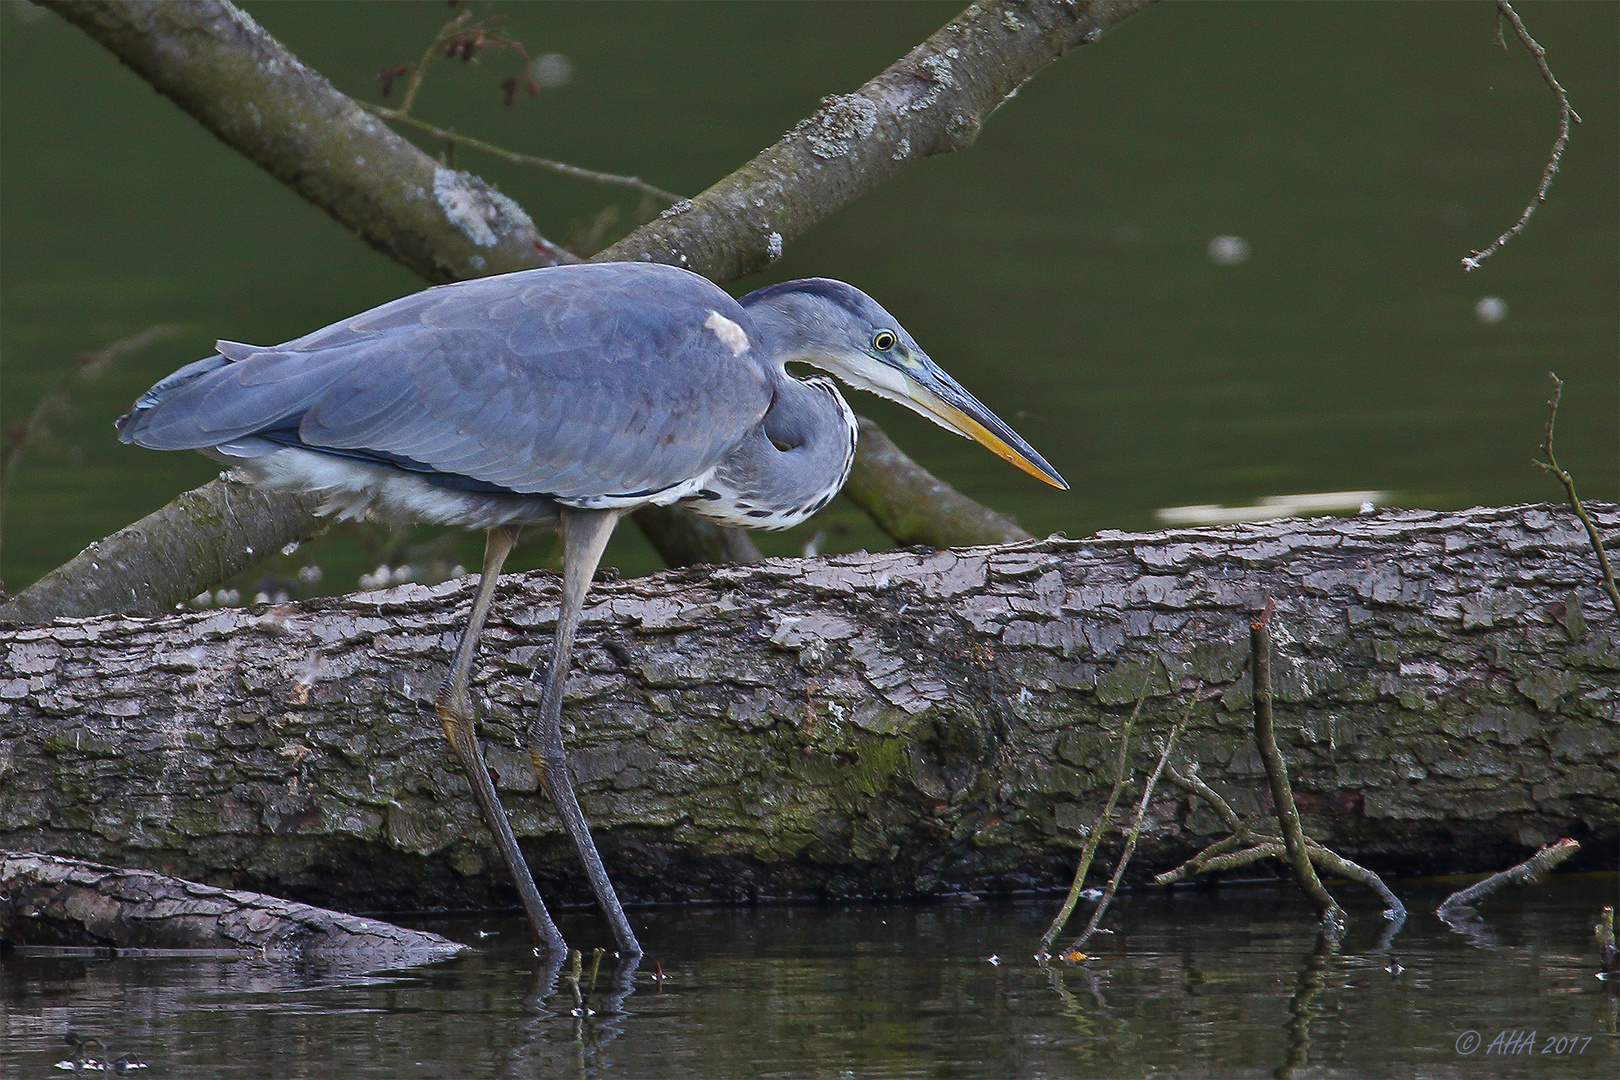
{"left": 529, "top": 507, "right": 643, "bottom": 958}
{"left": 436, "top": 525, "right": 568, "bottom": 958}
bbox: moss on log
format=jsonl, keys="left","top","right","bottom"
{"left": 1, "top": 506, "right": 1614, "bottom": 913}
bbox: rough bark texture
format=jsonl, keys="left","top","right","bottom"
{"left": 9, "top": 0, "right": 1154, "bottom": 622}
{"left": 1, "top": 851, "right": 465, "bottom": 964}
{"left": 2, "top": 506, "right": 1614, "bottom": 913}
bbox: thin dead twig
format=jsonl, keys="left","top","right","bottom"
{"left": 1251, "top": 602, "right": 1344, "bottom": 931}
{"left": 361, "top": 104, "right": 681, "bottom": 205}
{"left": 1155, "top": 766, "right": 1405, "bottom": 921}
{"left": 1533, "top": 373, "right": 1620, "bottom": 621}
{"left": 1462, "top": 1, "right": 1582, "bottom": 271}
{"left": 370, "top": 7, "right": 680, "bottom": 205}
{"left": 1064, "top": 697, "right": 1190, "bottom": 956}
{"left": 1038, "top": 670, "right": 1152, "bottom": 957}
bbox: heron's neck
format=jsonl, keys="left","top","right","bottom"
{"left": 689, "top": 373, "right": 858, "bottom": 531}
{"left": 741, "top": 290, "right": 912, "bottom": 408}
{"left": 739, "top": 292, "right": 843, "bottom": 371}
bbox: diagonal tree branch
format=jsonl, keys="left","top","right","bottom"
{"left": 597, "top": 0, "right": 1154, "bottom": 277}
{"left": 42, "top": 0, "right": 578, "bottom": 283}
{"left": 6, "top": 0, "right": 1153, "bottom": 623}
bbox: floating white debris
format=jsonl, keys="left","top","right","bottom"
{"left": 1155, "top": 490, "right": 1389, "bottom": 526}
{"left": 527, "top": 53, "right": 574, "bottom": 89}
{"left": 1475, "top": 296, "right": 1508, "bottom": 323}
{"left": 1207, "top": 235, "right": 1250, "bottom": 265}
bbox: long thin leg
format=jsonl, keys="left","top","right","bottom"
{"left": 437, "top": 525, "right": 568, "bottom": 958}
{"left": 529, "top": 507, "right": 643, "bottom": 957}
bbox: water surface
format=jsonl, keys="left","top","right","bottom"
{"left": 4, "top": 879, "right": 1616, "bottom": 1077}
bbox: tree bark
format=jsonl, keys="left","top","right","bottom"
{"left": 5, "top": 0, "right": 1154, "bottom": 623}
{"left": 2, "top": 506, "right": 1613, "bottom": 913}
{"left": 595, "top": 0, "right": 1155, "bottom": 278}
{"left": 41, "top": 0, "right": 573, "bottom": 283}
{"left": 1, "top": 851, "right": 465, "bottom": 965}
{"left": 0, "top": 479, "right": 325, "bottom": 625}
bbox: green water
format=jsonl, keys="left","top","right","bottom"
{"left": 4, "top": 881, "right": 1617, "bottom": 1078}
{"left": 1, "top": 5, "right": 1616, "bottom": 1068}
{"left": 1, "top": 0, "right": 1615, "bottom": 596}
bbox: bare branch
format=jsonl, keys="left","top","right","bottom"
{"left": 41, "top": 0, "right": 573, "bottom": 284}
{"left": 1532, "top": 373, "right": 1620, "bottom": 621}
{"left": 1, "top": 850, "right": 467, "bottom": 962}
{"left": 362, "top": 104, "right": 683, "bottom": 204}
{"left": 599, "top": 0, "right": 1156, "bottom": 280}
{"left": 1437, "top": 838, "right": 1580, "bottom": 915}
{"left": 1038, "top": 670, "right": 1150, "bottom": 957}
{"left": 1066, "top": 699, "right": 1188, "bottom": 954}
{"left": 1252, "top": 604, "right": 1344, "bottom": 931}
{"left": 1461, "top": 1, "right": 1582, "bottom": 272}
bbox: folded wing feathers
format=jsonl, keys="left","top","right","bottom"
{"left": 120, "top": 265, "right": 776, "bottom": 503}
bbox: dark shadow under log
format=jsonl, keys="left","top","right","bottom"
{"left": 0, "top": 505, "right": 1615, "bottom": 913}
{"left": 0, "top": 851, "right": 466, "bottom": 964}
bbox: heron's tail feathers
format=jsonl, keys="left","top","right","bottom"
{"left": 116, "top": 338, "right": 389, "bottom": 453}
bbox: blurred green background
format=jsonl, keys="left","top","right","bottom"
{"left": 3, "top": 1, "right": 1615, "bottom": 601}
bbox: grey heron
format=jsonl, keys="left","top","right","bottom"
{"left": 117, "top": 262, "right": 1065, "bottom": 959}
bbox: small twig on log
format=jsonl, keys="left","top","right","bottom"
{"left": 1153, "top": 831, "right": 1248, "bottom": 883}
{"left": 1165, "top": 762, "right": 1245, "bottom": 832}
{"left": 1462, "top": 1, "right": 1582, "bottom": 272}
{"left": 1301, "top": 847, "right": 1404, "bottom": 921}
{"left": 1437, "top": 838, "right": 1580, "bottom": 916}
{"left": 1037, "top": 671, "right": 1150, "bottom": 957}
{"left": 395, "top": 7, "right": 471, "bottom": 115}
{"left": 1252, "top": 601, "right": 1344, "bottom": 931}
{"left": 362, "top": 104, "right": 682, "bottom": 205}
{"left": 1533, "top": 373, "right": 1620, "bottom": 621}
{"left": 1065, "top": 697, "right": 1190, "bottom": 955}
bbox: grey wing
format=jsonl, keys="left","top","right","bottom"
{"left": 119, "top": 264, "right": 774, "bottom": 501}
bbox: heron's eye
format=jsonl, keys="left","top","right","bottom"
{"left": 871, "top": 330, "right": 897, "bottom": 352}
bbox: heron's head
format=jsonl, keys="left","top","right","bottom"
{"left": 739, "top": 278, "right": 1067, "bottom": 490}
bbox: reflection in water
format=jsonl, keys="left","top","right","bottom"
{"left": 1279, "top": 930, "right": 1335, "bottom": 1079}
{"left": 5, "top": 880, "right": 1614, "bottom": 1078}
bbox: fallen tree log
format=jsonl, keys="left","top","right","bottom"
{"left": 0, "top": 851, "right": 465, "bottom": 965}
{"left": 0, "top": 505, "right": 1614, "bottom": 913}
